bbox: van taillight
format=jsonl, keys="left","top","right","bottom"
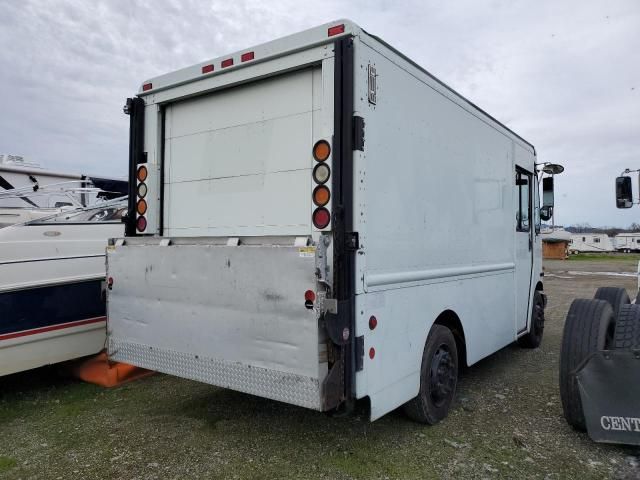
{"left": 313, "top": 185, "right": 330, "bottom": 207}
{"left": 137, "top": 199, "right": 148, "bottom": 215}
{"left": 312, "top": 140, "right": 331, "bottom": 229}
{"left": 136, "top": 216, "right": 147, "bottom": 232}
{"left": 137, "top": 165, "right": 148, "bottom": 182}
{"left": 313, "top": 140, "right": 331, "bottom": 161}
{"left": 312, "top": 208, "right": 330, "bottom": 229}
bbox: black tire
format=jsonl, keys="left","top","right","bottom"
{"left": 613, "top": 304, "right": 640, "bottom": 349}
{"left": 593, "top": 286, "right": 630, "bottom": 318}
{"left": 517, "top": 291, "right": 545, "bottom": 348}
{"left": 404, "top": 324, "right": 458, "bottom": 424}
{"left": 559, "top": 299, "right": 615, "bottom": 431}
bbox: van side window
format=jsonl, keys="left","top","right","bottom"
{"left": 516, "top": 170, "right": 530, "bottom": 232}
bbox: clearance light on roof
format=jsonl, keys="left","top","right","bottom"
{"left": 241, "top": 51, "right": 255, "bottom": 62}
{"left": 221, "top": 58, "right": 234, "bottom": 68}
{"left": 202, "top": 64, "right": 214, "bottom": 74}
{"left": 328, "top": 24, "right": 345, "bottom": 37}
{"left": 142, "top": 82, "right": 153, "bottom": 91}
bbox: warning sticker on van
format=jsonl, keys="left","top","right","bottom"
{"left": 298, "top": 247, "right": 316, "bottom": 258}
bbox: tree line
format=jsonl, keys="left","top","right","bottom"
{"left": 560, "top": 223, "right": 640, "bottom": 236}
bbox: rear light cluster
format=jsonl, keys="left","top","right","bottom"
{"left": 136, "top": 165, "right": 148, "bottom": 232}
{"left": 312, "top": 140, "right": 331, "bottom": 229}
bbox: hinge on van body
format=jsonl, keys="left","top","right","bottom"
{"left": 367, "top": 64, "right": 377, "bottom": 105}
{"left": 345, "top": 232, "right": 359, "bottom": 250}
{"left": 355, "top": 336, "right": 364, "bottom": 371}
{"left": 353, "top": 116, "right": 365, "bottom": 151}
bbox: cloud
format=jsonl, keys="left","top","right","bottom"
{"left": 0, "top": 0, "right": 638, "bottom": 226}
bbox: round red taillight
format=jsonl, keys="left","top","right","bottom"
{"left": 304, "top": 290, "right": 316, "bottom": 302}
{"left": 369, "top": 347, "right": 376, "bottom": 359}
{"left": 312, "top": 207, "right": 330, "bottom": 229}
{"left": 369, "top": 316, "right": 377, "bottom": 330}
{"left": 136, "top": 216, "right": 147, "bottom": 232}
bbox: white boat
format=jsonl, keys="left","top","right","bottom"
{"left": 0, "top": 198, "right": 126, "bottom": 376}
{"left": 0, "top": 153, "right": 127, "bottom": 223}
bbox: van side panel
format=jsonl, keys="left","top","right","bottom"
{"left": 352, "top": 37, "right": 536, "bottom": 419}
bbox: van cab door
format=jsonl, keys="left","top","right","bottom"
{"left": 515, "top": 167, "right": 533, "bottom": 334}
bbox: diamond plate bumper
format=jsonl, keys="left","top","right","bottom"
{"left": 108, "top": 338, "right": 322, "bottom": 410}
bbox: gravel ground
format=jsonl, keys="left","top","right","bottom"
{"left": 1, "top": 256, "right": 640, "bottom": 479}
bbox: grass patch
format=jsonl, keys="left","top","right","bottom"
{"left": 568, "top": 253, "right": 640, "bottom": 261}
{"left": 0, "top": 456, "right": 17, "bottom": 474}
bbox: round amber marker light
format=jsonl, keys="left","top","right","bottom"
{"left": 137, "top": 165, "right": 148, "bottom": 182}
{"left": 137, "top": 199, "right": 147, "bottom": 215}
{"left": 313, "top": 186, "right": 330, "bottom": 206}
{"left": 313, "top": 140, "right": 331, "bottom": 161}
{"left": 313, "top": 163, "right": 331, "bottom": 184}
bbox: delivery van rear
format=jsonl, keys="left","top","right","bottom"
{"left": 108, "top": 20, "right": 546, "bottom": 422}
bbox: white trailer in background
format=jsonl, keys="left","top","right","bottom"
{"left": 568, "top": 233, "right": 614, "bottom": 253}
{"left": 614, "top": 233, "right": 640, "bottom": 252}
{"left": 106, "top": 20, "right": 547, "bottom": 423}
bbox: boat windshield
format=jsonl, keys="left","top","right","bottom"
{"left": 32, "top": 204, "right": 127, "bottom": 224}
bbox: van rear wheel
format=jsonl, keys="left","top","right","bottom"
{"left": 403, "top": 324, "right": 458, "bottom": 424}
{"left": 517, "top": 290, "right": 545, "bottom": 348}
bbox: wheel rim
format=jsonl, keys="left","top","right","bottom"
{"left": 429, "top": 344, "right": 456, "bottom": 407}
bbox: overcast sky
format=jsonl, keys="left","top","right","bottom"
{"left": 0, "top": 0, "right": 638, "bottom": 227}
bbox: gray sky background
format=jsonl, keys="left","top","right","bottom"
{"left": 0, "top": 0, "right": 638, "bottom": 227}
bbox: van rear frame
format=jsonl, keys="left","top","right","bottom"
{"left": 108, "top": 20, "right": 546, "bottom": 422}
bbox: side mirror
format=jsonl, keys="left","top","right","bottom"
{"left": 540, "top": 205, "right": 553, "bottom": 221}
{"left": 542, "top": 177, "right": 554, "bottom": 207}
{"left": 616, "top": 176, "right": 633, "bottom": 209}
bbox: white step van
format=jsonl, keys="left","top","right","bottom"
{"left": 107, "top": 20, "right": 547, "bottom": 423}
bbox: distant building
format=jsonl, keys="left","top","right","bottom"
{"left": 541, "top": 229, "right": 571, "bottom": 260}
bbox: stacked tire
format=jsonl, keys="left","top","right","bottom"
{"left": 559, "top": 287, "right": 640, "bottom": 431}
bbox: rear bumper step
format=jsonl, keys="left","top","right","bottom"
{"left": 108, "top": 338, "right": 322, "bottom": 410}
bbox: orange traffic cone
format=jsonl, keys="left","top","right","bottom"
{"left": 68, "top": 351, "right": 154, "bottom": 387}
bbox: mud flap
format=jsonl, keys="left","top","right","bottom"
{"left": 577, "top": 350, "right": 640, "bottom": 445}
